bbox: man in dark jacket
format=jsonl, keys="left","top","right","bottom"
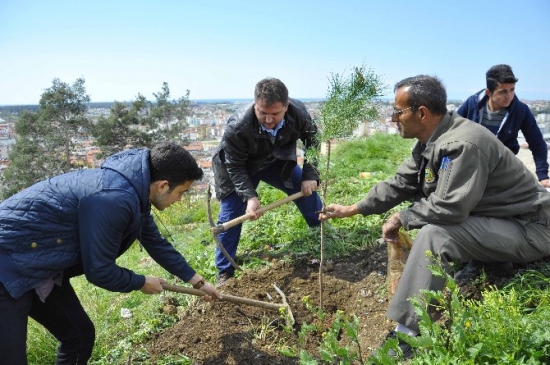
{"left": 212, "top": 78, "right": 322, "bottom": 285}
{"left": 0, "top": 142, "right": 221, "bottom": 365}
{"left": 457, "top": 64, "right": 549, "bottom": 186}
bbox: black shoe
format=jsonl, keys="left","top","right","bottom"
{"left": 454, "top": 260, "right": 514, "bottom": 285}
{"left": 454, "top": 260, "right": 482, "bottom": 284}
{"left": 216, "top": 272, "right": 233, "bottom": 287}
{"left": 483, "top": 261, "right": 514, "bottom": 276}
{"left": 374, "top": 330, "right": 414, "bottom": 360}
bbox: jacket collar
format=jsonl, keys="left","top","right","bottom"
{"left": 476, "top": 88, "right": 519, "bottom": 114}
{"left": 419, "top": 111, "right": 455, "bottom": 157}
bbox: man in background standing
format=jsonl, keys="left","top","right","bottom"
{"left": 458, "top": 64, "right": 549, "bottom": 186}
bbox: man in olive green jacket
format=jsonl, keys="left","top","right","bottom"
{"left": 321, "top": 75, "right": 550, "bottom": 360}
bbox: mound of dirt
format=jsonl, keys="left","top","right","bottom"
{"left": 147, "top": 242, "right": 527, "bottom": 364}
{"left": 148, "top": 243, "right": 394, "bottom": 364}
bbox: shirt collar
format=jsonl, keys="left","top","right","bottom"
{"left": 260, "top": 119, "right": 285, "bottom": 137}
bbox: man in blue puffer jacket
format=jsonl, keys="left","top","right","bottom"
{"left": 0, "top": 142, "right": 221, "bottom": 365}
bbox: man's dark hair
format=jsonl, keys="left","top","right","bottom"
{"left": 394, "top": 75, "right": 447, "bottom": 115}
{"left": 254, "top": 78, "right": 289, "bottom": 106}
{"left": 486, "top": 64, "right": 518, "bottom": 92}
{"left": 149, "top": 142, "right": 203, "bottom": 189}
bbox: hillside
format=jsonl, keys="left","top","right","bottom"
{"left": 141, "top": 141, "right": 550, "bottom": 364}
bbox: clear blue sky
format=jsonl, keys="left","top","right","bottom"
{"left": 1, "top": 0, "right": 549, "bottom": 105}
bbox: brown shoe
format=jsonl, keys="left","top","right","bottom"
{"left": 216, "top": 272, "right": 234, "bottom": 287}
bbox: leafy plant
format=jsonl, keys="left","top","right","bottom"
{"left": 312, "top": 65, "right": 386, "bottom": 309}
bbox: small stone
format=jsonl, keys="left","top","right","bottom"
{"left": 120, "top": 308, "right": 132, "bottom": 319}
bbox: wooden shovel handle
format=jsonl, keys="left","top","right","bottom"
{"left": 162, "top": 283, "right": 283, "bottom": 311}
{"left": 211, "top": 191, "right": 304, "bottom": 234}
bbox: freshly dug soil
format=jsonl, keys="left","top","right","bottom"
{"left": 148, "top": 243, "right": 394, "bottom": 364}
{"left": 147, "top": 242, "right": 527, "bottom": 364}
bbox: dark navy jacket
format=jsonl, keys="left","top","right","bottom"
{"left": 457, "top": 90, "right": 549, "bottom": 180}
{"left": 0, "top": 148, "right": 195, "bottom": 299}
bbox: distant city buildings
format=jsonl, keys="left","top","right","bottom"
{"left": 0, "top": 99, "right": 549, "bottom": 192}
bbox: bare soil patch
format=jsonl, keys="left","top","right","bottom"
{"left": 148, "top": 243, "right": 393, "bottom": 364}
{"left": 147, "top": 243, "right": 530, "bottom": 364}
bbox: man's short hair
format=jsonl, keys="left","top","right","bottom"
{"left": 486, "top": 64, "right": 518, "bottom": 92}
{"left": 149, "top": 142, "right": 203, "bottom": 189}
{"left": 254, "top": 78, "right": 289, "bottom": 106}
{"left": 394, "top": 75, "right": 447, "bottom": 115}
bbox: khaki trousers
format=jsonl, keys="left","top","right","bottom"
{"left": 386, "top": 216, "right": 550, "bottom": 332}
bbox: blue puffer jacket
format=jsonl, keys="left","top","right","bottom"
{"left": 457, "top": 90, "right": 549, "bottom": 181}
{"left": 0, "top": 148, "right": 195, "bottom": 299}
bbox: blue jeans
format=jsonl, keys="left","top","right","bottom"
{"left": 0, "top": 277, "right": 95, "bottom": 365}
{"left": 215, "top": 163, "right": 322, "bottom": 275}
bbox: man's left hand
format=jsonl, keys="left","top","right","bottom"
{"left": 540, "top": 179, "right": 550, "bottom": 188}
{"left": 301, "top": 180, "right": 318, "bottom": 196}
{"left": 382, "top": 212, "right": 402, "bottom": 243}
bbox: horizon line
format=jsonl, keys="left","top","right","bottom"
{"left": 3, "top": 96, "right": 550, "bottom": 108}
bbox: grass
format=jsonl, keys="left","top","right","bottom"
{"left": 26, "top": 132, "right": 550, "bottom": 364}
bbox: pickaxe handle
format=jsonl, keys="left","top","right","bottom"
{"left": 211, "top": 191, "right": 304, "bottom": 234}
{"left": 162, "top": 283, "right": 283, "bottom": 311}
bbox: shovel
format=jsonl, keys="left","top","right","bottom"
{"left": 210, "top": 191, "right": 304, "bottom": 235}
{"left": 162, "top": 283, "right": 295, "bottom": 326}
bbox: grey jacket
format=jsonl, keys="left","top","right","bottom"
{"left": 357, "top": 112, "right": 550, "bottom": 230}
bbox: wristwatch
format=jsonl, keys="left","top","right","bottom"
{"left": 192, "top": 279, "right": 205, "bottom": 289}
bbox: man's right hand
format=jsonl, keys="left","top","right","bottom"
{"left": 141, "top": 276, "right": 166, "bottom": 294}
{"left": 199, "top": 282, "right": 222, "bottom": 301}
{"left": 319, "top": 203, "right": 360, "bottom": 221}
{"left": 246, "top": 197, "right": 262, "bottom": 220}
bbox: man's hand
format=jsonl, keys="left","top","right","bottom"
{"left": 540, "top": 179, "right": 550, "bottom": 188}
{"left": 301, "top": 180, "right": 318, "bottom": 196}
{"left": 198, "top": 282, "right": 222, "bottom": 301}
{"left": 319, "top": 203, "right": 360, "bottom": 221}
{"left": 382, "top": 212, "right": 402, "bottom": 243}
{"left": 188, "top": 274, "right": 222, "bottom": 301}
{"left": 246, "top": 197, "right": 262, "bottom": 220}
{"left": 141, "top": 276, "right": 167, "bottom": 294}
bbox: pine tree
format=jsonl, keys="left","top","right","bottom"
{"left": 1, "top": 78, "right": 91, "bottom": 198}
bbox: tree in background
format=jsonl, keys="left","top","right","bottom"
{"left": 1, "top": 78, "right": 91, "bottom": 198}
{"left": 1, "top": 112, "right": 47, "bottom": 197}
{"left": 91, "top": 95, "right": 152, "bottom": 157}
{"left": 149, "top": 82, "right": 191, "bottom": 143}
{"left": 39, "top": 78, "right": 92, "bottom": 169}
{"left": 92, "top": 83, "right": 191, "bottom": 156}
{"left": 1, "top": 80, "right": 192, "bottom": 199}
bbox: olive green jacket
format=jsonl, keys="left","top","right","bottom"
{"left": 357, "top": 111, "right": 550, "bottom": 230}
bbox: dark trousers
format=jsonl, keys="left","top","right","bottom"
{"left": 0, "top": 278, "right": 95, "bottom": 365}
{"left": 215, "top": 163, "right": 322, "bottom": 274}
